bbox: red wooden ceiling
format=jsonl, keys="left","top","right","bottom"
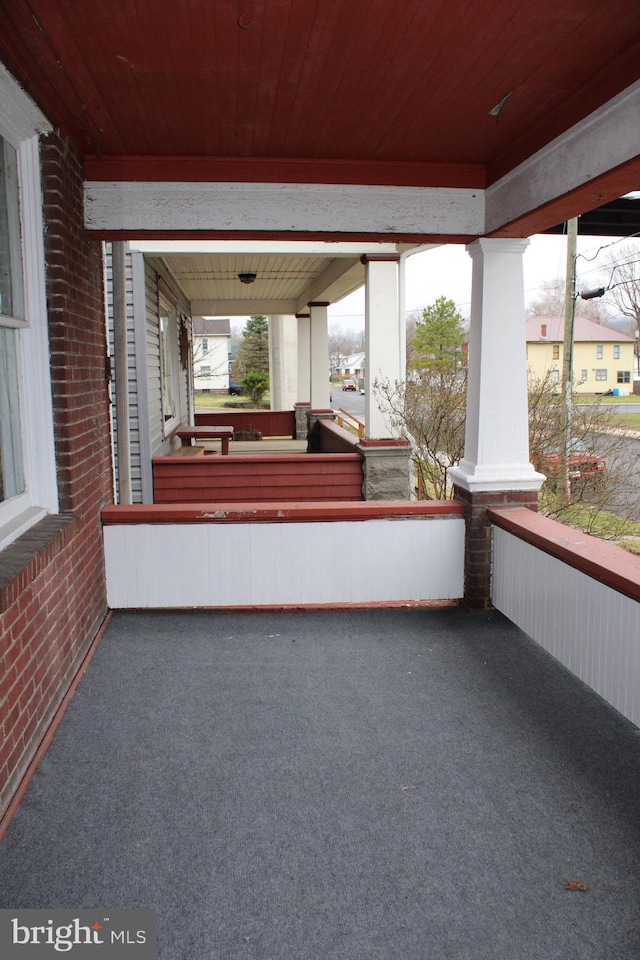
{"left": 0, "top": 0, "right": 638, "bottom": 187}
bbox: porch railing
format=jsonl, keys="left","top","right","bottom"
{"left": 490, "top": 507, "right": 640, "bottom": 728}
{"left": 195, "top": 409, "right": 296, "bottom": 438}
{"left": 102, "top": 500, "right": 465, "bottom": 608}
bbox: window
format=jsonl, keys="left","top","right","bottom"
{"left": 613, "top": 345, "right": 620, "bottom": 359}
{"left": 580, "top": 369, "right": 588, "bottom": 382}
{"left": 158, "top": 285, "right": 179, "bottom": 433}
{"left": 201, "top": 338, "right": 208, "bottom": 353}
{"left": 0, "top": 326, "right": 25, "bottom": 503}
{"left": 595, "top": 369, "right": 608, "bottom": 381}
{"left": 199, "top": 365, "right": 211, "bottom": 378}
{"left": 0, "top": 139, "right": 25, "bottom": 505}
{"left": 0, "top": 69, "right": 57, "bottom": 549}
{"left": 596, "top": 345, "right": 603, "bottom": 359}
{"left": 617, "top": 371, "right": 631, "bottom": 384}
{"left": 552, "top": 345, "right": 559, "bottom": 360}
{"left": 549, "top": 369, "right": 560, "bottom": 385}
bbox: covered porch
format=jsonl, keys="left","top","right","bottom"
{"left": 1, "top": 606, "right": 639, "bottom": 958}
{"left": 1, "top": 1, "right": 640, "bottom": 926}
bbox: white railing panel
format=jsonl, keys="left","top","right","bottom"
{"left": 492, "top": 526, "right": 640, "bottom": 728}
{"left": 104, "top": 517, "right": 464, "bottom": 609}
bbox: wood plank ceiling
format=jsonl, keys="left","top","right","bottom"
{"left": 1, "top": 0, "right": 638, "bottom": 313}
{"left": 0, "top": 0, "right": 638, "bottom": 185}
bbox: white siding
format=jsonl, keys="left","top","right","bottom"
{"left": 492, "top": 525, "right": 640, "bottom": 728}
{"left": 107, "top": 251, "right": 194, "bottom": 501}
{"left": 106, "top": 245, "right": 142, "bottom": 502}
{"left": 104, "top": 516, "right": 465, "bottom": 608}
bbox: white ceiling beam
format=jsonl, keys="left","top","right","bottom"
{"left": 128, "top": 239, "right": 405, "bottom": 256}
{"left": 86, "top": 182, "right": 484, "bottom": 236}
{"left": 296, "top": 257, "right": 363, "bottom": 311}
{"left": 485, "top": 80, "right": 640, "bottom": 235}
{"left": 190, "top": 299, "right": 297, "bottom": 317}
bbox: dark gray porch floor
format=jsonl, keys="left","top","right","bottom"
{"left": 1, "top": 608, "right": 639, "bottom": 959}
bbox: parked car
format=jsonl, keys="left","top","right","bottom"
{"left": 228, "top": 380, "right": 242, "bottom": 396}
{"left": 538, "top": 439, "right": 606, "bottom": 489}
{"left": 342, "top": 379, "right": 356, "bottom": 391}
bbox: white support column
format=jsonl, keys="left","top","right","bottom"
{"left": 268, "top": 315, "right": 298, "bottom": 410}
{"left": 449, "top": 238, "right": 545, "bottom": 493}
{"left": 308, "top": 301, "right": 331, "bottom": 410}
{"left": 398, "top": 253, "right": 408, "bottom": 386}
{"left": 362, "top": 254, "right": 401, "bottom": 439}
{"left": 296, "top": 312, "right": 310, "bottom": 404}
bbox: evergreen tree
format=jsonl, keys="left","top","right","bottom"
{"left": 410, "top": 297, "right": 466, "bottom": 372}
{"left": 235, "top": 315, "right": 269, "bottom": 377}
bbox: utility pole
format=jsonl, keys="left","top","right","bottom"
{"left": 558, "top": 217, "right": 578, "bottom": 508}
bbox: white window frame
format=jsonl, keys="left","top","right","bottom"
{"left": 595, "top": 368, "right": 608, "bottom": 381}
{"left": 0, "top": 64, "right": 57, "bottom": 550}
{"left": 158, "top": 281, "right": 180, "bottom": 437}
{"left": 613, "top": 345, "right": 620, "bottom": 359}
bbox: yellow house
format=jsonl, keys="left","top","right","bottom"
{"left": 526, "top": 316, "right": 636, "bottom": 395}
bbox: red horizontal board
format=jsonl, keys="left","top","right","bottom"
{"left": 103, "top": 501, "right": 465, "bottom": 524}
{"left": 85, "top": 156, "right": 486, "bottom": 189}
{"left": 489, "top": 507, "right": 640, "bottom": 604}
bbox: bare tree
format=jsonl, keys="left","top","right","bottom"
{"left": 527, "top": 370, "right": 637, "bottom": 533}
{"left": 375, "top": 366, "right": 637, "bottom": 527}
{"left": 328, "top": 325, "right": 365, "bottom": 377}
{"left": 373, "top": 370, "right": 466, "bottom": 499}
{"left": 526, "top": 278, "right": 602, "bottom": 321}
{"left": 600, "top": 242, "right": 640, "bottom": 341}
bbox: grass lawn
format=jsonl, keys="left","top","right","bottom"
{"left": 194, "top": 393, "right": 269, "bottom": 411}
{"left": 577, "top": 394, "right": 640, "bottom": 431}
{"left": 539, "top": 495, "right": 640, "bottom": 557}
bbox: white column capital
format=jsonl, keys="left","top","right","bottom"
{"left": 465, "top": 237, "right": 530, "bottom": 260}
{"left": 453, "top": 234, "right": 544, "bottom": 493}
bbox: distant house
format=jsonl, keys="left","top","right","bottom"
{"left": 192, "top": 317, "right": 231, "bottom": 393}
{"left": 336, "top": 351, "right": 366, "bottom": 379}
{"left": 526, "top": 316, "right": 635, "bottom": 395}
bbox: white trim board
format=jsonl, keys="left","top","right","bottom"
{"left": 85, "top": 182, "right": 485, "bottom": 236}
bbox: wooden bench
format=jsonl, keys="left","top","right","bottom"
{"left": 176, "top": 424, "right": 234, "bottom": 455}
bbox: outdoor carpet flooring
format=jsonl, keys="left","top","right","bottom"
{"left": 1, "top": 608, "right": 639, "bottom": 959}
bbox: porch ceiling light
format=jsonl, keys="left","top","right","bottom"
{"left": 238, "top": 272, "right": 257, "bottom": 284}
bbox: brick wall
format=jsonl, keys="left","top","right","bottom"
{"left": 0, "top": 130, "right": 113, "bottom": 826}
{"left": 452, "top": 486, "right": 539, "bottom": 609}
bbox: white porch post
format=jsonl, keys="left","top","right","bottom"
{"left": 448, "top": 237, "right": 544, "bottom": 609}
{"left": 308, "top": 301, "right": 331, "bottom": 410}
{"left": 296, "top": 312, "right": 311, "bottom": 403}
{"left": 362, "top": 254, "right": 401, "bottom": 440}
{"left": 268, "top": 314, "right": 298, "bottom": 410}
{"left": 449, "top": 238, "right": 545, "bottom": 492}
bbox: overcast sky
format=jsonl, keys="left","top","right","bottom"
{"left": 328, "top": 234, "right": 629, "bottom": 330}
{"left": 226, "top": 232, "right": 633, "bottom": 335}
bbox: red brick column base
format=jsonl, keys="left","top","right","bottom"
{"left": 452, "top": 486, "right": 539, "bottom": 610}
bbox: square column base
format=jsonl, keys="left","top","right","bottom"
{"left": 356, "top": 442, "right": 412, "bottom": 500}
{"left": 452, "top": 484, "right": 539, "bottom": 610}
{"left": 295, "top": 402, "right": 311, "bottom": 440}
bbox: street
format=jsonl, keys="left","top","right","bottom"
{"left": 604, "top": 434, "right": 640, "bottom": 523}
{"left": 331, "top": 386, "right": 365, "bottom": 419}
